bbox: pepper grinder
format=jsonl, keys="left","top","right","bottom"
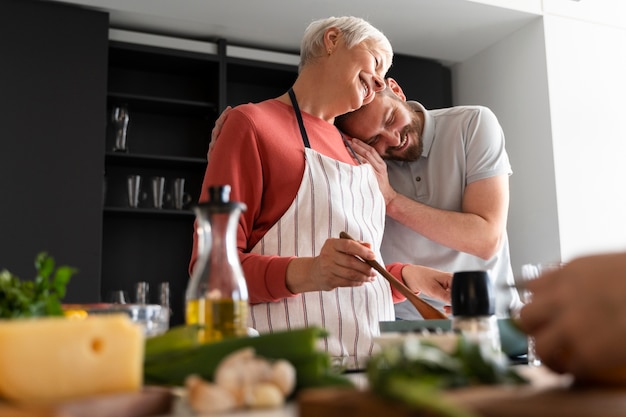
{"left": 451, "top": 270, "right": 502, "bottom": 356}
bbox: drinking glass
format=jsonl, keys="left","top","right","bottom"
{"left": 151, "top": 176, "right": 166, "bottom": 209}
{"left": 135, "top": 281, "right": 149, "bottom": 305}
{"left": 173, "top": 177, "right": 192, "bottom": 210}
{"left": 159, "top": 282, "right": 170, "bottom": 313}
{"left": 520, "top": 262, "right": 563, "bottom": 366}
{"left": 107, "top": 290, "right": 129, "bottom": 304}
{"left": 127, "top": 175, "right": 142, "bottom": 208}
{"left": 158, "top": 281, "right": 171, "bottom": 334}
{"left": 112, "top": 105, "right": 130, "bottom": 152}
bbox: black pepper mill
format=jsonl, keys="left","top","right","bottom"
{"left": 451, "top": 270, "right": 502, "bottom": 356}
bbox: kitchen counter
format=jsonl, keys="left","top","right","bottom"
{"left": 159, "top": 367, "right": 572, "bottom": 417}
{"left": 158, "top": 373, "right": 369, "bottom": 417}
{"left": 6, "top": 366, "right": 626, "bottom": 417}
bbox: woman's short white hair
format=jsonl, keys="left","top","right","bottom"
{"left": 299, "top": 16, "right": 393, "bottom": 73}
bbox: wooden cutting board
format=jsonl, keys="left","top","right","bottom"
{"left": 0, "top": 387, "right": 173, "bottom": 417}
{"left": 298, "top": 368, "right": 626, "bottom": 417}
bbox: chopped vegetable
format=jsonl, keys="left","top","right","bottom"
{"left": 367, "top": 335, "right": 528, "bottom": 417}
{"left": 144, "top": 326, "right": 353, "bottom": 391}
{"left": 0, "top": 252, "right": 77, "bottom": 319}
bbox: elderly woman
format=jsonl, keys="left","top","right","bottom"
{"left": 190, "top": 16, "right": 451, "bottom": 361}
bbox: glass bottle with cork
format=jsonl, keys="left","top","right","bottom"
{"left": 185, "top": 184, "right": 248, "bottom": 343}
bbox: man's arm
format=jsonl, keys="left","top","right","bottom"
{"left": 386, "top": 175, "right": 509, "bottom": 260}
{"left": 350, "top": 138, "right": 509, "bottom": 260}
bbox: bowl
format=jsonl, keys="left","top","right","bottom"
{"left": 379, "top": 318, "right": 528, "bottom": 358}
{"left": 63, "top": 303, "right": 169, "bottom": 337}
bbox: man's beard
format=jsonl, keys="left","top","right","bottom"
{"left": 384, "top": 112, "right": 423, "bottom": 162}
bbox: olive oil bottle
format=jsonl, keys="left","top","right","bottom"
{"left": 185, "top": 185, "right": 249, "bottom": 343}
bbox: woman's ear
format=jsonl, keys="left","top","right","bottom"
{"left": 386, "top": 78, "right": 407, "bottom": 101}
{"left": 324, "top": 27, "right": 340, "bottom": 54}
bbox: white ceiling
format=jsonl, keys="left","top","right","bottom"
{"left": 49, "top": 0, "right": 541, "bottom": 64}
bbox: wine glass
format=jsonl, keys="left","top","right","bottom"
{"left": 107, "top": 290, "right": 129, "bottom": 304}
{"left": 111, "top": 105, "right": 130, "bottom": 152}
{"left": 135, "top": 281, "right": 149, "bottom": 304}
{"left": 520, "top": 262, "right": 563, "bottom": 366}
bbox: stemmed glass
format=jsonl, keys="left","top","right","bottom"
{"left": 135, "top": 281, "right": 149, "bottom": 304}
{"left": 107, "top": 290, "right": 129, "bottom": 304}
{"left": 520, "top": 262, "right": 563, "bottom": 366}
{"left": 111, "top": 105, "right": 130, "bottom": 152}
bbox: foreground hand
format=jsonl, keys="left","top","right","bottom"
{"left": 400, "top": 264, "right": 452, "bottom": 304}
{"left": 349, "top": 139, "right": 397, "bottom": 205}
{"left": 519, "top": 252, "right": 626, "bottom": 376}
{"left": 286, "top": 238, "right": 377, "bottom": 294}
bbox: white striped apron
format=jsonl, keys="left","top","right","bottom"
{"left": 248, "top": 89, "right": 395, "bottom": 362}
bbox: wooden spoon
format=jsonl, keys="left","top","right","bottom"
{"left": 339, "top": 231, "right": 448, "bottom": 320}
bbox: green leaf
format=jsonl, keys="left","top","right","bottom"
{"left": 52, "top": 266, "right": 76, "bottom": 299}
{"left": 0, "top": 252, "right": 77, "bottom": 319}
{"left": 367, "top": 335, "right": 529, "bottom": 417}
{"left": 35, "top": 252, "right": 55, "bottom": 280}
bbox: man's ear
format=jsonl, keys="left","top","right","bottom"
{"left": 386, "top": 78, "right": 407, "bottom": 101}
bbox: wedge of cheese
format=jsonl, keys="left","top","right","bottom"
{"left": 0, "top": 314, "right": 144, "bottom": 404}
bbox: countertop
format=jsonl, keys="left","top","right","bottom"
{"left": 158, "top": 367, "right": 570, "bottom": 417}
{"left": 8, "top": 367, "right": 626, "bottom": 417}
{"left": 158, "top": 373, "right": 369, "bottom": 417}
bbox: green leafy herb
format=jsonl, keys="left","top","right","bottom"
{"left": 0, "top": 252, "right": 77, "bottom": 319}
{"left": 367, "top": 336, "right": 528, "bottom": 417}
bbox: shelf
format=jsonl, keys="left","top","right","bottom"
{"left": 105, "top": 152, "right": 207, "bottom": 169}
{"left": 108, "top": 91, "right": 217, "bottom": 116}
{"left": 104, "top": 206, "right": 195, "bottom": 219}
{"left": 109, "top": 38, "right": 219, "bottom": 71}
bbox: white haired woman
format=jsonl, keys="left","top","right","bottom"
{"left": 190, "top": 16, "right": 452, "bottom": 362}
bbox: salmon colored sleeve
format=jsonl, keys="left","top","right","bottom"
{"left": 189, "top": 107, "right": 297, "bottom": 304}
{"left": 386, "top": 262, "right": 408, "bottom": 303}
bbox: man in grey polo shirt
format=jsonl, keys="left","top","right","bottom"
{"left": 335, "top": 78, "right": 521, "bottom": 319}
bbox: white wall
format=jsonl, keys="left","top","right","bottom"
{"left": 543, "top": 14, "right": 626, "bottom": 259}
{"left": 452, "top": 9, "right": 626, "bottom": 271}
{"left": 543, "top": 0, "right": 626, "bottom": 31}
{"left": 451, "top": 18, "right": 562, "bottom": 274}
{"left": 468, "top": 0, "right": 541, "bottom": 14}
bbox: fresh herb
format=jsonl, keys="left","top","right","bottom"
{"left": 367, "top": 336, "right": 528, "bottom": 417}
{"left": 0, "top": 252, "right": 77, "bottom": 318}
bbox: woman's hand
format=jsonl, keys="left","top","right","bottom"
{"left": 350, "top": 139, "right": 398, "bottom": 205}
{"left": 285, "top": 238, "right": 377, "bottom": 294}
{"left": 401, "top": 264, "right": 452, "bottom": 304}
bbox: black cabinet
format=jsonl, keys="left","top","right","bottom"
{"left": 387, "top": 54, "right": 452, "bottom": 109}
{"left": 226, "top": 56, "right": 301, "bottom": 107}
{"left": 0, "top": 0, "right": 108, "bottom": 302}
{"left": 101, "top": 33, "right": 298, "bottom": 325}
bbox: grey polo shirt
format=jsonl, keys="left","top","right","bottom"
{"left": 382, "top": 101, "right": 521, "bottom": 319}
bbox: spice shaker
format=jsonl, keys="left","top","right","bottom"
{"left": 451, "top": 270, "right": 502, "bottom": 356}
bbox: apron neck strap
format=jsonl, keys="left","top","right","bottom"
{"left": 287, "top": 88, "right": 361, "bottom": 163}
{"left": 288, "top": 88, "right": 311, "bottom": 149}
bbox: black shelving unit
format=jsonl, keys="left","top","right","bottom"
{"left": 102, "top": 34, "right": 298, "bottom": 326}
